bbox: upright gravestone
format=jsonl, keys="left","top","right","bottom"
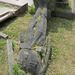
{"left": 72, "top": 0, "right": 75, "bottom": 13}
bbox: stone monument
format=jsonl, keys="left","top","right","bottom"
{"left": 17, "top": 0, "right": 55, "bottom": 74}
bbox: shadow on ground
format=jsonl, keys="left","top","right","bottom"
{"left": 47, "top": 17, "right": 73, "bottom": 34}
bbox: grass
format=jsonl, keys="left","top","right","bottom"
{"left": 29, "top": 5, "right": 35, "bottom": 14}
{"left": 45, "top": 17, "right": 75, "bottom": 75}
{"left": 12, "top": 64, "right": 26, "bottom": 75}
{"left": 0, "top": 1, "right": 75, "bottom": 75}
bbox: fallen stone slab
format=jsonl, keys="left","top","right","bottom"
{"left": 52, "top": 10, "right": 75, "bottom": 20}
{"left": 0, "top": 32, "right": 8, "bottom": 39}
{"left": 56, "top": 2, "right": 69, "bottom": 7}
{"left": 7, "top": 39, "right": 14, "bottom": 75}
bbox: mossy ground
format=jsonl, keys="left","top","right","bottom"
{"left": 0, "top": 0, "right": 75, "bottom": 75}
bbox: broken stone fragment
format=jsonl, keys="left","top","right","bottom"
{"left": 0, "top": 32, "right": 8, "bottom": 39}
{"left": 17, "top": 49, "right": 41, "bottom": 74}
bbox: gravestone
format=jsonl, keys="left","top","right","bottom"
{"left": 18, "top": 0, "right": 55, "bottom": 74}
{"left": 18, "top": 0, "right": 74, "bottom": 74}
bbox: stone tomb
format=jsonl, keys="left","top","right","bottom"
{"left": 0, "top": 0, "right": 28, "bottom": 23}
{"left": 0, "top": 7, "right": 16, "bottom": 23}
{"left": 0, "top": 0, "right": 33, "bottom": 7}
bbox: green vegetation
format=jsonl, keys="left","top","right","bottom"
{"left": 12, "top": 39, "right": 15, "bottom": 50}
{"left": 29, "top": 5, "right": 35, "bottom": 14}
{"left": 12, "top": 64, "right": 25, "bottom": 75}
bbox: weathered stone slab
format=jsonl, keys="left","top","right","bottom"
{"left": 0, "top": 0, "right": 33, "bottom": 6}
{"left": 7, "top": 39, "right": 14, "bottom": 75}
{"left": 56, "top": 2, "right": 69, "bottom": 7}
{"left": 0, "top": 7, "right": 16, "bottom": 17}
{"left": 52, "top": 10, "right": 74, "bottom": 20}
{"left": 0, "top": 7, "right": 16, "bottom": 22}
{"left": 0, "top": 32, "right": 8, "bottom": 39}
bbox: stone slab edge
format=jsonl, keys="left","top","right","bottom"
{"left": 7, "top": 39, "right": 14, "bottom": 75}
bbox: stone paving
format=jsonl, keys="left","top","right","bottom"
{"left": 0, "top": 0, "right": 33, "bottom": 6}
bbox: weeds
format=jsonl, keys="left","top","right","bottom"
{"left": 29, "top": 5, "right": 35, "bottom": 14}
{"left": 12, "top": 64, "right": 25, "bottom": 75}
{"left": 12, "top": 39, "right": 15, "bottom": 50}
{"left": 52, "top": 47, "right": 59, "bottom": 60}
